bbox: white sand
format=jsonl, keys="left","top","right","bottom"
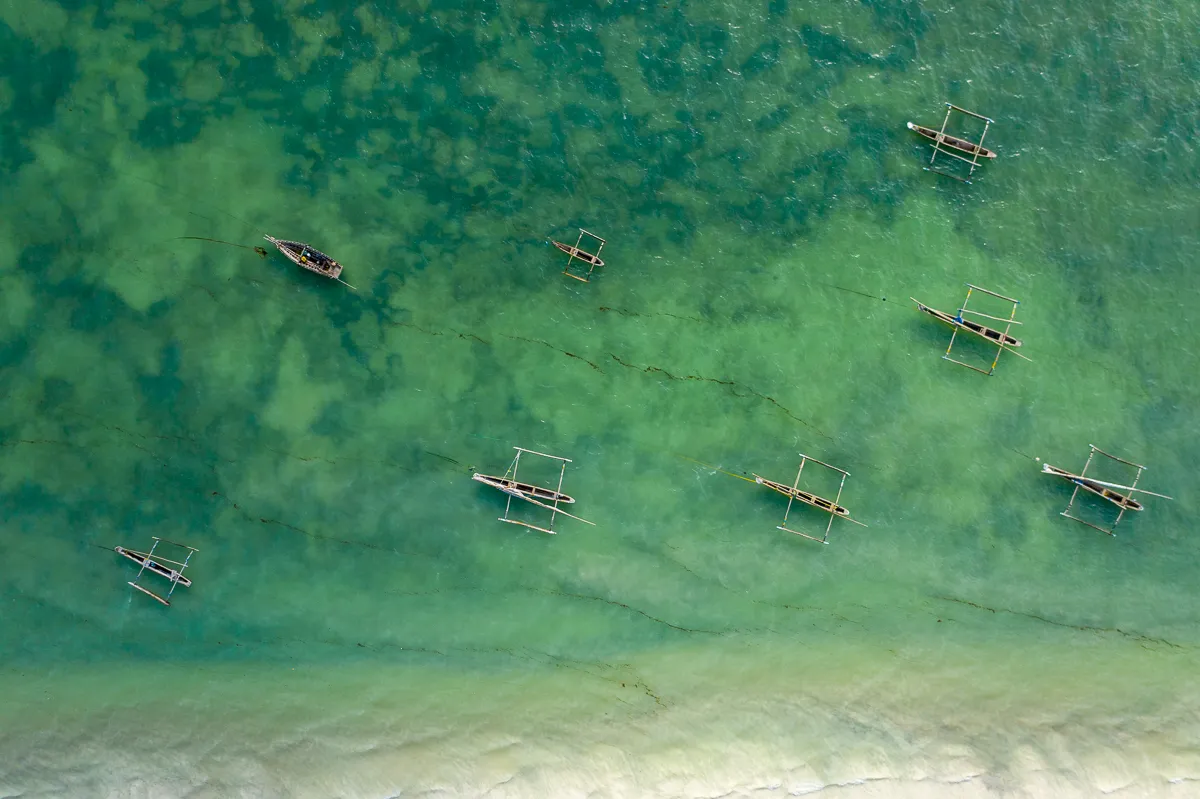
{"left": 2, "top": 631, "right": 1197, "bottom": 798}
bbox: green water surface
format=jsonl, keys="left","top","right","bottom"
{"left": 1, "top": 0, "right": 1198, "bottom": 795}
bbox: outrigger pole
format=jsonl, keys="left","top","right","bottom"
{"left": 1051, "top": 472, "right": 1174, "bottom": 499}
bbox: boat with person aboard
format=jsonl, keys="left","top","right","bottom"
{"left": 264, "top": 235, "right": 356, "bottom": 289}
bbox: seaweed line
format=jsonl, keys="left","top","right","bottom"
{"left": 609, "top": 353, "right": 830, "bottom": 438}
{"left": 935, "top": 596, "right": 1187, "bottom": 650}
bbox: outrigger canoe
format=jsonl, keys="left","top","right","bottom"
{"left": 754, "top": 475, "right": 849, "bottom": 517}
{"left": 114, "top": 546, "right": 193, "bottom": 588}
{"left": 911, "top": 299, "right": 1022, "bottom": 348}
{"left": 551, "top": 240, "right": 604, "bottom": 268}
{"left": 264, "top": 235, "right": 344, "bottom": 280}
{"left": 1041, "top": 464, "right": 1144, "bottom": 512}
{"left": 907, "top": 122, "right": 997, "bottom": 159}
{"left": 471, "top": 472, "right": 576, "bottom": 504}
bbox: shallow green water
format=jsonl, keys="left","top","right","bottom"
{"left": 2, "top": 0, "right": 1199, "bottom": 796}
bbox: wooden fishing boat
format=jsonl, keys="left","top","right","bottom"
{"left": 552, "top": 239, "right": 604, "bottom": 268}
{"left": 911, "top": 299, "right": 1022, "bottom": 348}
{"left": 907, "top": 122, "right": 997, "bottom": 159}
{"left": 1041, "top": 443, "right": 1171, "bottom": 532}
{"left": 753, "top": 455, "right": 865, "bottom": 544}
{"left": 908, "top": 104, "right": 995, "bottom": 183}
{"left": 114, "top": 537, "right": 198, "bottom": 606}
{"left": 911, "top": 285, "right": 1028, "bottom": 375}
{"left": 472, "top": 447, "right": 593, "bottom": 534}
{"left": 264, "top": 235, "right": 345, "bottom": 280}
{"left": 471, "top": 472, "right": 576, "bottom": 505}
{"left": 1041, "top": 464, "right": 1143, "bottom": 512}
{"left": 1042, "top": 445, "right": 1171, "bottom": 536}
{"left": 115, "top": 546, "right": 194, "bottom": 587}
{"left": 754, "top": 476, "right": 849, "bottom": 517}
{"left": 554, "top": 229, "right": 608, "bottom": 282}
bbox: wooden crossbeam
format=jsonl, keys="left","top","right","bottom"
{"left": 947, "top": 103, "right": 995, "bottom": 123}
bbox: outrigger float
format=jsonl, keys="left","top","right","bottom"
{"left": 754, "top": 454, "right": 866, "bottom": 544}
{"left": 552, "top": 229, "right": 606, "bottom": 283}
{"left": 472, "top": 447, "right": 594, "bottom": 534}
{"left": 264, "top": 235, "right": 357, "bottom": 289}
{"left": 114, "top": 537, "right": 199, "bottom": 606}
{"left": 911, "top": 284, "right": 1030, "bottom": 376}
{"left": 1041, "top": 445, "right": 1172, "bottom": 535}
{"left": 907, "top": 103, "right": 995, "bottom": 184}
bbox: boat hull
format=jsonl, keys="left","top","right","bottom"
{"left": 755, "top": 476, "right": 849, "bottom": 516}
{"left": 115, "top": 546, "right": 193, "bottom": 587}
{"left": 472, "top": 473, "right": 576, "bottom": 504}
{"left": 911, "top": 300, "right": 1022, "bottom": 348}
{"left": 1041, "top": 464, "right": 1143, "bottom": 511}
{"left": 552, "top": 240, "right": 604, "bottom": 268}
{"left": 907, "top": 122, "right": 997, "bottom": 159}
{"left": 264, "top": 235, "right": 344, "bottom": 279}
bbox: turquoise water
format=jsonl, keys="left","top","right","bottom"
{"left": 2, "top": 0, "right": 1199, "bottom": 795}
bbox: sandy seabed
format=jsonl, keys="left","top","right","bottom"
{"left": 3, "top": 632, "right": 1197, "bottom": 798}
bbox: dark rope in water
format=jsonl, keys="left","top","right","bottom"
{"left": 178, "top": 236, "right": 267, "bottom": 257}
{"left": 816, "top": 281, "right": 887, "bottom": 302}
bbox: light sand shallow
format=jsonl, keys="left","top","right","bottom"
{"left": 3, "top": 631, "right": 1197, "bottom": 798}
